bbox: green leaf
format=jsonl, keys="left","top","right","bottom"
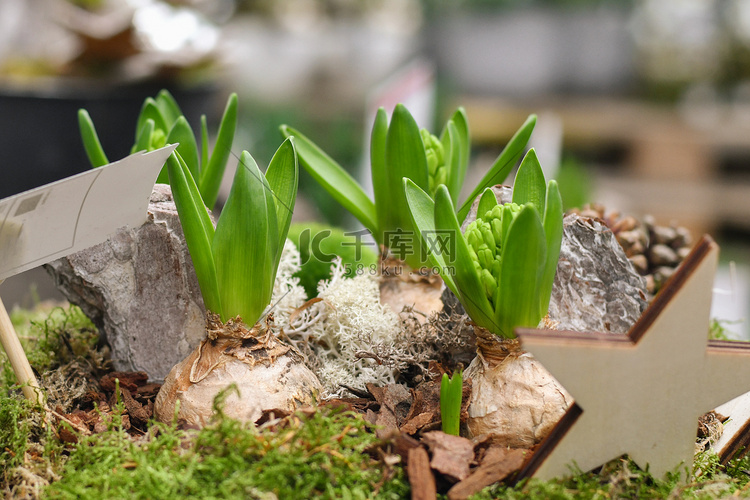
{"left": 385, "top": 104, "right": 430, "bottom": 267}
{"left": 132, "top": 118, "right": 155, "bottom": 154}
{"left": 457, "top": 114, "right": 536, "bottom": 223}
{"left": 200, "top": 114, "right": 209, "bottom": 174}
{"left": 384, "top": 105, "right": 429, "bottom": 232}
{"left": 370, "top": 108, "right": 388, "bottom": 238}
{"left": 539, "top": 180, "right": 563, "bottom": 318}
{"left": 136, "top": 98, "right": 168, "bottom": 140}
{"left": 155, "top": 89, "right": 183, "bottom": 125}
{"left": 440, "top": 371, "right": 463, "bottom": 436}
{"left": 265, "top": 137, "right": 298, "bottom": 270}
{"left": 280, "top": 125, "right": 378, "bottom": 238}
{"left": 512, "top": 148, "right": 546, "bottom": 215}
{"left": 477, "top": 188, "right": 498, "bottom": 220}
{"left": 448, "top": 107, "right": 470, "bottom": 192}
{"left": 166, "top": 152, "right": 221, "bottom": 315}
{"left": 213, "top": 151, "right": 277, "bottom": 325}
{"left": 166, "top": 117, "right": 201, "bottom": 182}
{"left": 78, "top": 109, "right": 109, "bottom": 168}
{"left": 433, "top": 186, "right": 495, "bottom": 332}
{"left": 200, "top": 93, "right": 238, "bottom": 210}
{"left": 403, "top": 179, "right": 458, "bottom": 295}
{"left": 495, "top": 205, "right": 546, "bottom": 337}
{"left": 444, "top": 121, "right": 463, "bottom": 205}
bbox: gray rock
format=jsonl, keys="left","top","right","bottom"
{"left": 649, "top": 243, "right": 679, "bottom": 267}
{"left": 45, "top": 184, "right": 207, "bottom": 381}
{"left": 548, "top": 214, "right": 648, "bottom": 333}
{"left": 452, "top": 188, "right": 649, "bottom": 335}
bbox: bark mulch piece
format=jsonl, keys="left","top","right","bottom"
{"left": 421, "top": 431, "right": 475, "bottom": 482}
{"left": 446, "top": 448, "right": 529, "bottom": 500}
{"left": 407, "top": 447, "right": 437, "bottom": 500}
{"left": 99, "top": 371, "right": 149, "bottom": 393}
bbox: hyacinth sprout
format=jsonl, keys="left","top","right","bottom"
{"left": 79, "top": 89, "right": 238, "bottom": 210}
{"left": 404, "top": 149, "right": 563, "bottom": 338}
{"left": 280, "top": 105, "right": 536, "bottom": 268}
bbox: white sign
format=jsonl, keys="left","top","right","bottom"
{"left": 0, "top": 145, "right": 176, "bottom": 281}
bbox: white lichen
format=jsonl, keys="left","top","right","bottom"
{"left": 269, "top": 243, "right": 433, "bottom": 398}
{"left": 268, "top": 239, "right": 308, "bottom": 331}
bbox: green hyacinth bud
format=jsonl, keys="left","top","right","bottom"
{"left": 465, "top": 221, "right": 482, "bottom": 253}
{"left": 481, "top": 268, "right": 497, "bottom": 300}
{"left": 150, "top": 128, "right": 167, "bottom": 150}
{"left": 480, "top": 224, "right": 495, "bottom": 251}
{"left": 422, "top": 128, "right": 447, "bottom": 196}
{"left": 478, "top": 245, "right": 494, "bottom": 270}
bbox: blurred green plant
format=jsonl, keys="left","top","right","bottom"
{"left": 281, "top": 105, "right": 535, "bottom": 269}
{"left": 440, "top": 370, "right": 463, "bottom": 436}
{"left": 287, "top": 222, "right": 379, "bottom": 298}
{"left": 78, "top": 89, "right": 238, "bottom": 210}
{"left": 405, "top": 148, "right": 563, "bottom": 338}
{"left": 167, "top": 138, "right": 298, "bottom": 325}
{"left": 556, "top": 156, "right": 592, "bottom": 211}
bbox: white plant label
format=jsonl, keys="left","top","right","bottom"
{"left": 0, "top": 145, "right": 176, "bottom": 281}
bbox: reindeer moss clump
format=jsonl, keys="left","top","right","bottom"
{"left": 45, "top": 403, "right": 409, "bottom": 500}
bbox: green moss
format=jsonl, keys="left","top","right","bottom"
{"left": 2, "top": 304, "right": 98, "bottom": 385}
{"left": 44, "top": 405, "right": 409, "bottom": 499}
{"left": 469, "top": 452, "right": 750, "bottom": 500}
{"left": 0, "top": 393, "right": 33, "bottom": 473}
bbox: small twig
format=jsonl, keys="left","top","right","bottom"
{"left": 47, "top": 408, "right": 90, "bottom": 436}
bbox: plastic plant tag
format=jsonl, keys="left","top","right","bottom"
{"left": 0, "top": 144, "right": 176, "bottom": 281}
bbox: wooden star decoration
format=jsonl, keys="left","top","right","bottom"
{"left": 514, "top": 235, "right": 750, "bottom": 481}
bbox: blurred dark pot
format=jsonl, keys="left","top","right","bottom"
{"left": 0, "top": 80, "right": 216, "bottom": 198}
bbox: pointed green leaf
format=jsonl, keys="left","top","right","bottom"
{"left": 280, "top": 124, "right": 378, "bottom": 238}
{"left": 512, "top": 148, "right": 546, "bottom": 215}
{"left": 477, "top": 188, "right": 498, "bottom": 220}
{"left": 444, "top": 121, "right": 463, "bottom": 204}
{"left": 495, "top": 205, "right": 546, "bottom": 337}
{"left": 265, "top": 137, "right": 298, "bottom": 269}
{"left": 166, "top": 152, "right": 221, "bottom": 315}
{"left": 136, "top": 98, "right": 168, "bottom": 140}
{"left": 384, "top": 104, "right": 429, "bottom": 233}
{"left": 200, "top": 114, "right": 209, "bottom": 174}
{"left": 200, "top": 93, "right": 238, "bottom": 210}
{"left": 78, "top": 109, "right": 109, "bottom": 168}
{"left": 132, "top": 118, "right": 155, "bottom": 154}
{"left": 434, "top": 185, "right": 496, "bottom": 332}
{"left": 447, "top": 107, "right": 470, "bottom": 192}
{"left": 167, "top": 117, "right": 201, "bottom": 181}
{"left": 370, "top": 108, "right": 388, "bottom": 238}
{"left": 155, "top": 89, "right": 183, "bottom": 125}
{"left": 440, "top": 371, "right": 463, "bottom": 436}
{"left": 539, "top": 180, "right": 563, "bottom": 317}
{"left": 457, "top": 114, "right": 536, "bottom": 222}
{"left": 403, "top": 179, "right": 458, "bottom": 295}
{"left": 213, "top": 151, "right": 277, "bottom": 325}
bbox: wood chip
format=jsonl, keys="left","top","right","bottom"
{"left": 447, "top": 448, "right": 528, "bottom": 500}
{"left": 422, "top": 431, "right": 474, "bottom": 482}
{"left": 99, "top": 371, "right": 148, "bottom": 393}
{"left": 407, "top": 447, "right": 437, "bottom": 500}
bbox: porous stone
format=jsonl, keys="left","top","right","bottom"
{"left": 548, "top": 213, "right": 649, "bottom": 333}
{"left": 45, "top": 184, "right": 207, "bottom": 381}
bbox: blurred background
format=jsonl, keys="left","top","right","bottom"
{"left": 1, "top": 0, "right": 749, "bottom": 337}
